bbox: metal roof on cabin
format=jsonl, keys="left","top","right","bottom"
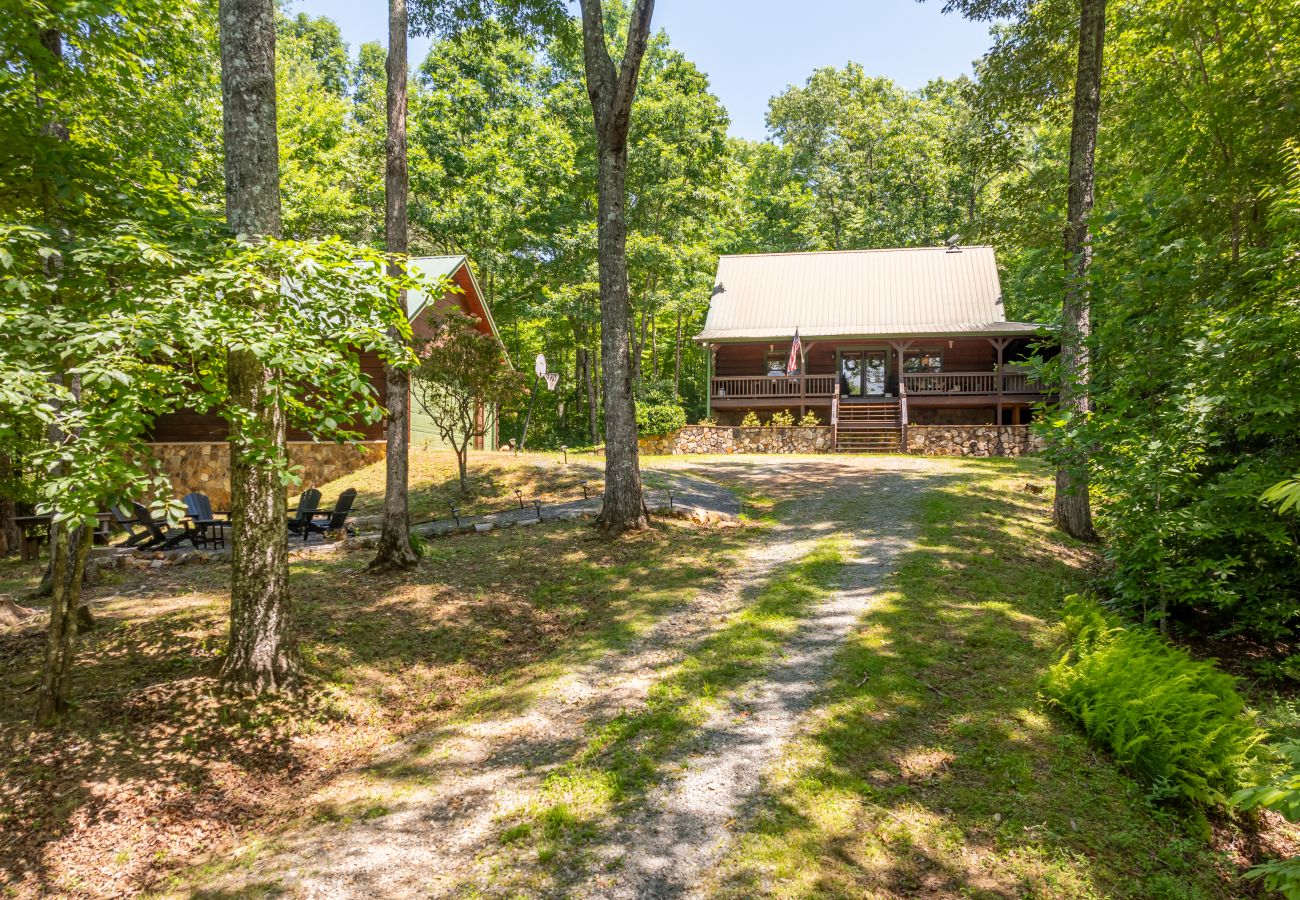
{"left": 695, "top": 246, "right": 1044, "bottom": 342}
{"left": 406, "top": 255, "right": 469, "bottom": 319}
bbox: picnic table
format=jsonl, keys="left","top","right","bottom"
{"left": 13, "top": 512, "right": 117, "bottom": 562}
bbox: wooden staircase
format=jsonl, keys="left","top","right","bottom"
{"left": 834, "top": 400, "right": 903, "bottom": 453}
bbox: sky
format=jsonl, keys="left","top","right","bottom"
{"left": 288, "top": 0, "right": 994, "bottom": 142}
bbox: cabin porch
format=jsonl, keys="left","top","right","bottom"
{"left": 704, "top": 336, "right": 1050, "bottom": 451}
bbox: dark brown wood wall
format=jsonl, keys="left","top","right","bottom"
{"left": 148, "top": 346, "right": 389, "bottom": 442}
{"left": 713, "top": 338, "right": 998, "bottom": 376}
{"left": 148, "top": 263, "right": 492, "bottom": 445}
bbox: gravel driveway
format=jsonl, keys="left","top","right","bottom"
{"left": 195, "top": 455, "right": 958, "bottom": 899}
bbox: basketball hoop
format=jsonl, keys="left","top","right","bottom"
{"left": 544, "top": 372, "right": 560, "bottom": 391}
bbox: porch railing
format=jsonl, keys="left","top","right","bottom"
{"left": 711, "top": 374, "right": 837, "bottom": 401}
{"left": 902, "top": 371, "right": 1047, "bottom": 395}
{"left": 1001, "top": 371, "right": 1048, "bottom": 394}
{"left": 710, "top": 371, "right": 1047, "bottom": 400}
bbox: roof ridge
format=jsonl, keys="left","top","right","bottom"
{"left": 718, "top": 246, "right": 993, "bottom": 260}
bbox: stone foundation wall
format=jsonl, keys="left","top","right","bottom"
{"left": 146, "top": 441, "right": 386, "bottom": 505}
{"left": 906, "top": 425, "right": 1043, "bottom": 457}
{"left": 640, "top": 425, "right": 832, "bottom": 455}
{"left": 909, "top": 407, "right": 997, "bottom": 426}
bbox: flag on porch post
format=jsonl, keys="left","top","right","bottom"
{"left": 786, "top": 329, "right": 802, "bottom": 376}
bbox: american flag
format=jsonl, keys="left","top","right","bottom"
{"left": 786, "top": 329, "right": 802, "bottom": 376}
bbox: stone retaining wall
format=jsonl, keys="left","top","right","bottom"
{"left": 146, "top": 441, "right": 386, "bottom": 506}
{"left": 640, "top": 425, "right": 833, "bottom": 455}
{"left": 905, "top": 425, "right": 1043, "bottom": 457}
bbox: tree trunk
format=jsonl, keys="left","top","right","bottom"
{"left": 32, "top": 28, "right": 95, "bottom": 721}
{"left": 579, "top": 346, "right": 598, "bottom": 443}
{"left": 1053, "top": 0, "right": 1105, "bottom": 542}
{"left": 673, "top": 311, "right": 682, "bottom": 396}
{"left": 370, "top": 0, "right": 420, "bottom": 572}
{"left": 594, "top": 144, "right": 649, "bottom": 532}
{"left": 217, "top": 0, "right": 300, "bottom": 693}
{"left": 650, "top": 312, "right": 658, "bottom": 378}
{"left": 36, "top": 523, "right": 91, "bottom": 724}
{"left": 0, "top": 442, "right": 18, "bottom": 560}
{"left": 456, "top": 442, "right": 470, "bottom": 496}
{"left": 578, "top": 0, "right": 655, "bottom": 534}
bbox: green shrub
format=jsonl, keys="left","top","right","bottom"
{"left": 769, "top": 409, "right": 795, "bottom": 427}
{"left": 1234, "top": 742, "right": 1300, "bottom": 898}
{"left": 798, "top": 411, "right": 821, "bottom": 426}
{"left": 740, "top": 411, "right": 761, "bottom": 427}
{"left": 634, "top": 379, "right": 687, "bottom": 437}
{"left": 1041, "top": 596, "right": 1267, "bottom": 808}
{"left": 635, "top": 401, "right": 686, "bottom": 437}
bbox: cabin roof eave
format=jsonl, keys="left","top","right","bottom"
{"left": 693, "top": 322, "right": 1050, "bottom": 345}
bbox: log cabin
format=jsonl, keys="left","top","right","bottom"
{"left": 695, "top": 246, "right": 1050, "bottom": 452}
{"left": 146, "top": 255, "right": 505, "bottom": 503}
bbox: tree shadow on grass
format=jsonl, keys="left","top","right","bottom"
{"left": 710, "top": 477, "right": 1245, "bottom": 899}
{"left": 424, "top": 462, "right": 985, "bottom": 897}
{"left": 0, "top": 517, "right": 745, "bottom": 898}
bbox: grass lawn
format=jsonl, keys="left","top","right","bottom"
{"left": 704, "top": 461, "right": 1295, "bottom": 899}
{"left": 496, "top": 538, "right": 847, "bottom": 882}
{"left": 4, "top": 453, "right": 1297, "bottom": 897}
{"left": 293, "top": 450, "right": 604, "bottom": 523}
{"left": 0, "top": 457, "right": 752, "bottom": 898}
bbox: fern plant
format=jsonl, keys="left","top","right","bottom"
{"left": 1041, "top": 596, "right": 1267, "bottom": 808}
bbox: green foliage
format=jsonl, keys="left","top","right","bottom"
{"left": 739, "top": 411, "right": 762, "bottom": 428}
{"left": 1234, "top": 742, "right": 1300, "bottom": 898}
{"left": 726, "top": 66, "right": 993, "bottom": 253}
{"left": 798, "top": 410, "right": 821, "bottom": 426}
{"left": 1041, "top": 597, "right": 1267, "bottom": 808}
{"left": 961, "top": 0, "right": 1300, "bottom": 647}
{"left": 1263, "top": 475, "right": 1300, "bottom": 516}
{"left": 408, "top": 15, "right": 728, "bottom": 442}
{"left": 768, "top": 409, "right": 795, "bottom": 427}
{"left": 411, "top": 309, "right": 527, "bottom": 489}
{"left": 1239, "top": 858, "right": 1300, "bottom": 900}
{"left": 408, "top": 531, "right": 428, "bottom": 558}
{"left": 633, "top": 379, "right": 687, "bottom": 437}
{"left": 0, "top": 221, "right": 410, "bottom": 527}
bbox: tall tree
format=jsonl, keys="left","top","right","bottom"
{"left": 933, "top": 0, "right": 1102, "bottom": 540}
{"left": 217, "top": 0, "right": 300, "bottom": 692}
{"left": 31, "top": 25, "right": 88, "bottom": 725}
{"left": 1053, "top": 0, "right": 1104, "bottom": 540}
{"left": 370, "top": 0, "right": 422, "bottom": 572}
{"left": 576, "top": 0, "right": 655, "bottom": 534}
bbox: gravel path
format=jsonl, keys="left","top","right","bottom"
{"left": 196, "top": 456, "right": 950, "bottom": 898}
{"left": 406, "top": 470, "right": 741, "bottom": 536}
{"left": 575, "top": 457, "right": 934, "bottom": 899}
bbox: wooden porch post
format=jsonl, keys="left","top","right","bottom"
{"left": 798, "top": 341, "right": 815, "bottom": 419}
{"left": 989, "top": 337, "right": 1009, "bottom": 425}
{"left": 888, "top": 340, "right": 912, "bottom": 401}
{"left": 706, "top": 344, "right": 716, "bottom": 420}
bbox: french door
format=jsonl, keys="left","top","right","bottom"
{"left": 838, "top": 349, "right": 888, "bottom": 398}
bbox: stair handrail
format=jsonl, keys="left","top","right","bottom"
{"left": 831, "top": 392, "right": 839, "bottom": 452}
{"left": 899, "top": 379, "right": 909, "bottom": 453}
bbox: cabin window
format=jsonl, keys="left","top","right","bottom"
{"left": 765, "top": 352, "right": 787, "bottom": 376}
{"left": 903, "top": 349, "right": 943, "bottom": 373}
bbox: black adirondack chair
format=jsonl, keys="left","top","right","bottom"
{"left": 132, "top": 502, "right": 199, "bottom": 551}
{"left": 111, "top": 504, "right": 152, "bottom": 548}
{"left": 287, "top": 489, "right": 323, "bottom": 542}
{"left": 182, "top": 492, "right": 229, "bottom": 549}
{"left": 302, "top": 488, "right": 357, "bottom": 541}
